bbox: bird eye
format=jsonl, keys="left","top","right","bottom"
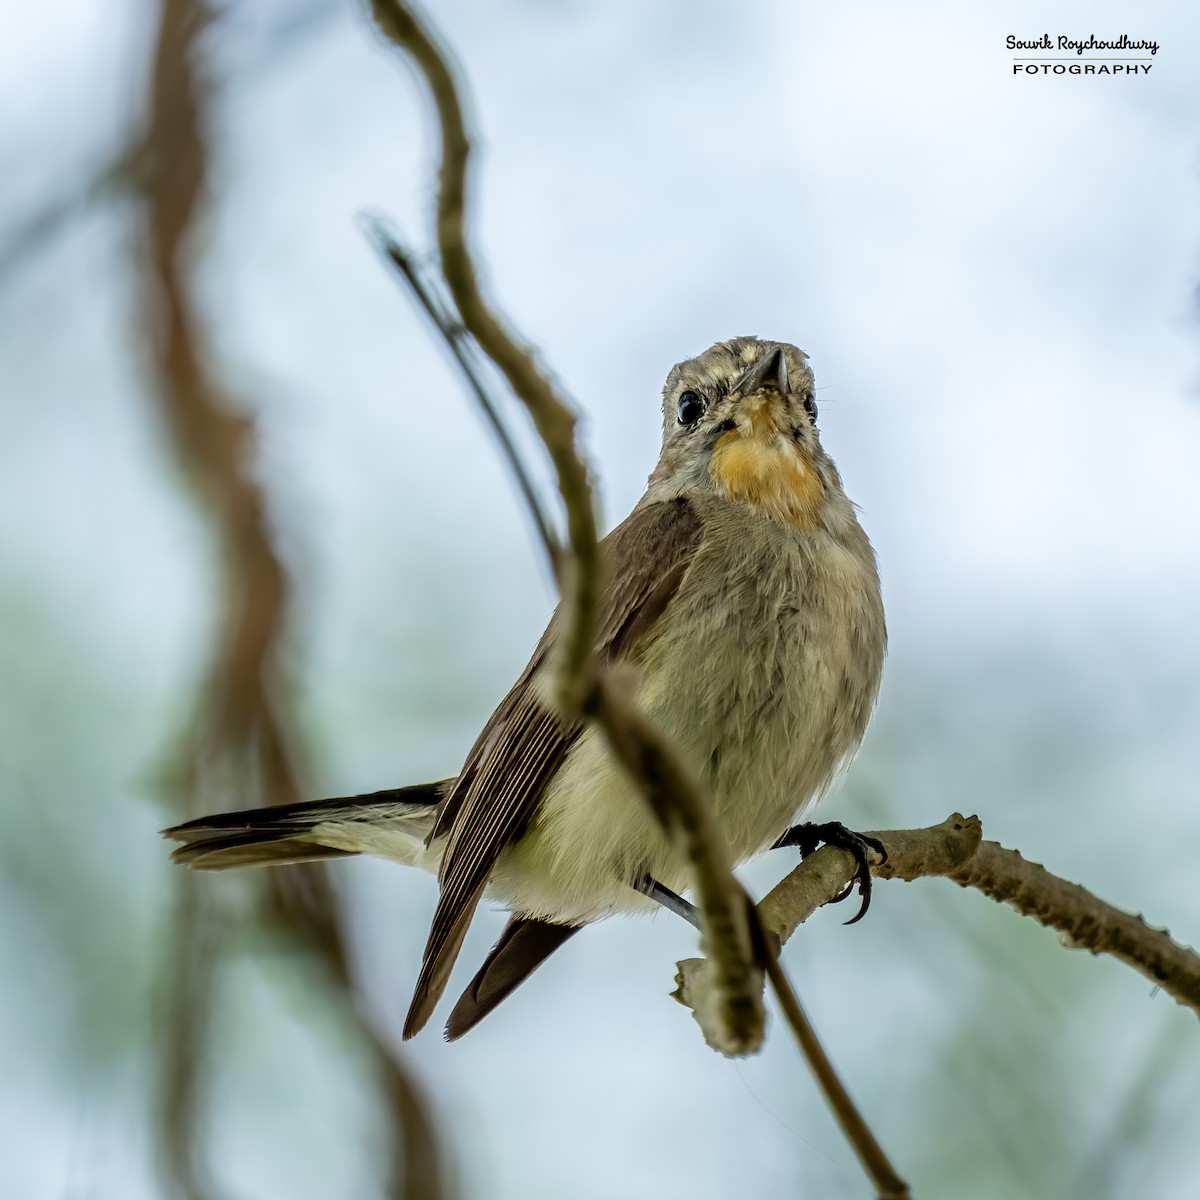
{"left": 677, "top": 390, "right": 706, "bottom": 426}
{"left": 803, "top": 393, "right": 818, "bottom": 423}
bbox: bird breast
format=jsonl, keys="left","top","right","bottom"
{"left": 488, "top": 503, "right": 886, "bottom": 926}
{"left": 709, "top": 399, "right": 826, "bottom": 532}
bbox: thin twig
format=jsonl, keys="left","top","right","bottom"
{"left": 368, "top": 0, "right": 597, "bottom": 710}
{"left": 763, "top": 955, "right": 910, "bottom": 1198}
{"left": 140, "top": 3, "right": 223, "bottom": 1193}
{"left": 363, "top": 216, "right": 560, "bottom": 569}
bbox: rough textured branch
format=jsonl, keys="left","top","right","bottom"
{"left": 677, "top": 814, "right": 1200, "bottom": 1024}
{"left": 951, "top": 838, "right": 1200, "bottom": 1016}
{"left": 368, "top": 0, "right": 766, "bottom": 1054}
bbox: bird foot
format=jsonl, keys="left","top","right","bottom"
{"left": 773, "top": 821, "right": 887, "bottom": 925}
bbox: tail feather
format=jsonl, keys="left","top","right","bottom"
{"left": 164, "top": 782, "right": 448, "bottom": 870}
{"left": 169, "top": 835, "right": 357, "bottom": 870}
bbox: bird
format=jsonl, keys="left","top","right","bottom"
{"left": 165, "top": 336, "right": 887, "bottom": 1041}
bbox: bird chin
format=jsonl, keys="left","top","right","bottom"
{"left": 709, "top": 432, "right": 826, "bottom": 532}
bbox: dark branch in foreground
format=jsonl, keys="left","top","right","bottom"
{"left": 367, "top": 0, "right": 772, "bottom": 1059}
{"left": 367, "top": 2, "right": 908, "bottom": 1191}
{"left": 140, "top": 2, "right": 447, "bottom": 1196}
{"left": 589, "top": 671, "right": 765, "bottom": 1053}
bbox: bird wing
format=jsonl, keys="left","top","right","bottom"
{"left": 444, "top": 915, "right": 583, "bottom": 1040}
{"left": 402, "top": 496, "right": 705, "bottom": 1038}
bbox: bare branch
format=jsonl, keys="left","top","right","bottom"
{"left": 364, "top": 216, "right": 560, "bottom": 571}
{"left": 365, "top": 3, "right": 917, "bottom": 1186}
{"left": 762, "top": 814, "right": 982, "bottom": 945}
{"left": 139, "top": 2, "right": 448, "bottom": 1196}
{"left": 366, "top": 7, "right": 915, "bottom": 1188}
{"left": 763, "top": 956, "right": 911, "bottom": 1199}
{"left": 369, "top": 0, "right": 597, "bottom": 711}
{"left": 590, "top": 672, "right": 765, "bottom": 1054}
{"left": 676, "top": 813, "right": 1200, "bottom": 1024}
{"left": 953, "top": 838, "right": 1200, "bottom": 1015}
{"left": 139, "top": 5, "right": 225, "bottom": 1193}
{"left": 368, "top": 0, "right": 769, "bottom": 1061}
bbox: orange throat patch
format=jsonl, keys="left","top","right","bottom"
{"left": 710, "top": 417, "right": 826, "bottom": 532}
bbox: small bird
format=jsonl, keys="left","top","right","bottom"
{"left": 165, "top": 337, "right": 887, "bottom": 1040}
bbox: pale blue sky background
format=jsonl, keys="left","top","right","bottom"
{"left": 2, "top": 2, "right": 1199, "bottom": 1198}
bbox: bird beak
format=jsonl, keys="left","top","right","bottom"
{"left": 733, "top": 345, "right": 789, "bottom": 397}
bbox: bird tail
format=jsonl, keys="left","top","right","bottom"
{"left": 163, "top": 783, "right": 447, "bottom": 870}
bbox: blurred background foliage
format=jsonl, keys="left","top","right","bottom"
{"left": 2, "top": 1, "right": 1199, "bottom": 1197}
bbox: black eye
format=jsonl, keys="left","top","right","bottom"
{"left": 677, "top": 390, "right": 706, "bottom": 426}
{"left": 803, "top": 393, "right": 818, "bottom": 423}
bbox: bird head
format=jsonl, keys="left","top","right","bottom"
{"left": 649, "top": 337, "right": 845, "bottom": 532}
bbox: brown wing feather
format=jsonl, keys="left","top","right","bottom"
{"left": 445, "top": 916, "right": 582, "bottom": 1040}
{"left": 402, "top": 496, "right": 704, "bottom": 1038}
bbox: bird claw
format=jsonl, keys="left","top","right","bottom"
{"left": 773, "top": 821, "right": 887, "bottom": 925}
